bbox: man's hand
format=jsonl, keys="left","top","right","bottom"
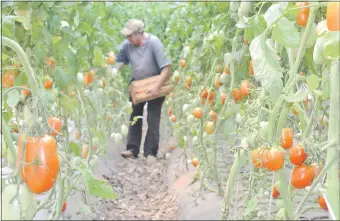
{"left": 144, "top": 84, "right": 162, "bottom": 97}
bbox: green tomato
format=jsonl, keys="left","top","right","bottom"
{"left": 187, "top": 114, "right": 195, "bottom": 124}
{"left": 121, "top": 125, "right": 128, "bottom": 137}
{"left": 89, "top": 155, "right": 99, "bottom": 167}
{"left": 313, "top": 36, "right": 326, "bottom": 65}
{"left": 2, "top": 184, "right": 35, "bottom": 220}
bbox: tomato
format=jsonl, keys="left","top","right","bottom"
{"left": 2, "top": 72, "right": 16, "bottom": 88}
{"left": 232, "top": 88, "right": 242, "bottom": 102}
{"left": 208, "top": 110, "right": 218, "bottom": 122}
{"left": 121, "top": 125, "right": 128, "bottom": 137}
{"left": 266, "top": 148, "right": 284, "bottom": 171}
{"left": 251, "top": 148, "right": 262, "bottom": 168}
{"left": 192, "top": 158, "right": 199, "bottom": 167}
{"left": 291, "top": 164, "right": 314, "bottom": 189}
{"left": 281, "top": 128, "right": 293, "bottom": 149}
{"left": 192, "top": 108, "right": 203, "bottom": 119}
{"left": 62, "top": 202, "right": 67, "bottom": 212}
{"left": 224, "top": 64, "right": 231, "bottom": 75}
{"left": 261, "top": 149, "right": 270, "bottom": 169}
{"left": 201, "top": 97, "right": 207, "bottom": 105}
{"left": 21, "top": 84, "right": 31, "bottom": 96}
{"left": 74, "top": 130, "right": 79, "bottom": 140}
{"left": 243, "top": 35, "right": 249, "bottom": 45}
{"left": 296, "top": 2, "right": 310, "bottom": 27}
{"left": 43, "top": 79, "right": 54, "bottom": 89}
{"left": 170, "top": 114, "right": 177, "bottom": 122}
{"left": 46, "top": 57, "right": 56, "bottom": 69}
{"left": 326, "top": 2, "right": 340, "bottom": 31}
{"left": 71, "top": 91, "right": 77, "bottom": 97}
{"left": 220, "top": 92, "right": 227, "bottom": 105}
{"left": 173, "top": 71, "right": 180, "bottom": 83}
{"left": 201, "top": 89, "right": 208, "bottom": 99}
{"left": 272, "top": 186, "right": 280, "bottom": 199}
{"left": 169, "top": 145, "right": 175, "bottom": 151}
{"left": 112, "top": 133, "right": 123, "bottom": 145}
{"left": 318, "top": 195, "right": 328, "bottom": 211}
{"left": 20, "top": 135, "right": 60, "bottom": 194}
{"left": 208, "top": 89, "right": 215, "bottom": 101}
{"left": 168, "top": 108, "right": 172, "bottom": 116}
{"left": 106, "top": 56, "right": 116, "bottom": 64}
{"left": 240, "top": 80, "right": 251, "bottom": 97}
{"left": 205, "top": 121, "right": 215, "bottom": 135}
{"left": 248, "top": 60, "right": 254, "bottom": 75}
{"left": 179, "top": 59, "right": 187, "bottom": 68}
{"left": 214, "top": 74, "right": 221, "bottom": 88}
{"left": 2, "top": 184, "right": 35, "bottom": 220}
{"left": 102, "top": 79, "right": 107, "bottom": 88}
{"left": 82, "top": 145, "right": 89, "bottom": 159}
{"left": 84, "top": 72, "right": 94, "bottom": 85}
{"left": 185, "top": 76, "right": 192, "bottom": 88}
{"left": 289, "top": 144, "right": 307, "bottom": 165}
{"left": 48, "top": 117, "right": 62, "bottom": 136}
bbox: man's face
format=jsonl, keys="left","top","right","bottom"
{"left": 127, "top": 32, "right": 142, "bottom": 46}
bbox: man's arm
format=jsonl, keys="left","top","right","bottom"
{"left": 154, "top": 65, "right": 171, "bottom": 89}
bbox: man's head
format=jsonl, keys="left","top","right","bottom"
{"left": 121, "top": 19, "right": 145, "bottom": 46}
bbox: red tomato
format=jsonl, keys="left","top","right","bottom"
{"left": 266, "top": 148, "right": 284, "bottom": 171}
{"left": 289, "top": 144, "right": 307, "bottom": 165}
{"left": 240, "top": 80, "right": 251, "bottom": 97}
{"left": 272, "top": 186, "right": 280, "bottom": 199}
{"left": 318, "top": 195, "right": 328, "bottom": 211}
{"left": 281, "top": 128, "right": 293, "bottom": 149}
{"left": 291, "top": 164, "right": 314, "bottom": 189}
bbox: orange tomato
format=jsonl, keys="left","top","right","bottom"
{"left": 46, "top": 57, "right": 56, "bottom": 70}
{"left": 249, "top": 60, "right": 254, "bottom": 75}
{"left": 296, "top": 2, "right": 310, "bottom": 27}
{"left": 208, "top": 89, "right": 215, "bottom": 101}
{"left": 201, "top": 89, "right": 208, "bottom": 99}
{"left": 106, "top": 56, "right": 116, "bottom": 64}
{"left": 244, "top": 35, "right": 249, "bottom": 45}
{"left": 192, "top": 158, "right": 199, "bottom": 167}
{"left": 168, "top": 108, "right": 173, "bottom": 116}
{"left": 232, "top": 88, "right": 242, "bottom": 102}
{"left": 82, "top": 145, "right": 89, "bottom": 159}
{"left": 170, "top": 114, "right": 177, "bottom": 122}
{"left": 2, "top": 72, "right": 15, "bottom": 88}
{"left": 240, "top": 80, "right": 251, "bottom": 97}
{"left": 289, "top": 144, "right": 308, "bottom": 165}
{"left": 84, "top": 72, "right": 93, "bottom": 85}
{"left": 192, "top": 108, "right": 203, "bottom": 119}
{"left": 291, "top": 164, "right": 314, "bottom": 189}
{"left": 205, "top": 121, "right": 215, "bottom": 134}
{"left": 251, "top": 148, "right": 262, "bottom": 168}
{"left": 48, "top": 117, "right": 62, "bottom": 136}
{"left": 179, "top": 59, "right": 187, "bottom": 68}
{"left": 169, "top": 145, "right": 175, "bottom": 151}
{"left": 43, "top": 79, "right": 54, "bottom": 89}
{"left": 21, "top": 84, "right": 31, "bottom": 96}
{"left": 318, "top": 196, "right": 328, "bottom": 211}
{"left": 220, "top": 93, "right": 227, "bottom": 105}
{"left": 62, "top": 202, "right": 67, "bottom": 213}
{"left": 20, "top": 135, "right": 60, "bottom": 194}
{"left": 272, "top": 186, "right": 280, "bottom": 199}
{"left": 281, "top": 128, "right": 293, "bottom": 149}
{"left": 208, "top": 110, "right": 218, "bottom": 122}
{"left": 185, "top": 76, "right": 192, "bottom": 88}
{"left": 266, "top": 148, "right": 284, "bottom": 171}
{"left": 224, "top": 64, "right": 231, "bottom": 75}
{"left": 327, "top": 2, "right": 340, "bottom": 31}
{"left": 214, "top": 75, "right": 221, "bottom": 88}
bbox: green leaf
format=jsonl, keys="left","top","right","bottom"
{"left": 14, "top": 73, "right": 28, "bottom": 86}
{"left": 7, "top": 90, "right": 20, "bottom": 108}
{"left": 52, "top": 67, "right": 69, "bottom": 90}
{"left": 60, "top": 95, "right": 79, "bottom": 113}
{"left": 40, "top": 90, "right": 53, "bottom": 106}
{"left": 306, "top": 74, "right": 320, "bottom": 91}
{"left": 244, "top": 14, "right": 267, "bottom": 43}
{"left": 34, "top": 43, "right": 45, "bottom": 64}
{"left": 13, "top": 15, "right": 32, "bottom": 30}
{"left": 80, "top": 166, "right": 117, "bottom": 200}
{"left": 284, "top": 87, "right": 309, "bottom": 103}
{"left": 78, "top": 22, "right": 92, "bottom": 35}
{"left": 323, "top": 32, "right": 340, "bottom": 60}
{"left": 250, "top": 34, "right": 283, "bottom": 102}
{"left": 284, "top": 2, "right": 299, "bottom": 21}
{"left": 2, "top": 111, "right": 13, "bottom": 123}
{"left": 69, "top": 142, "right": 81, "bottom": 156}
{"left": 272, "top": 17, "right": 300, "bottom": 48}
{"left": 75, "top": 35, "right": 88, "bottom": 50}
{"left": 244, "top": 197, "right": 257, "bottom": 216}
{"left": 264, "top": 2, "right": 288, "bottom": 26}
{"left": 93, "top": 47, "right": 104, "bottom": 67}
{"left": 74, "top": 10, "right": 80, "bottom": 28}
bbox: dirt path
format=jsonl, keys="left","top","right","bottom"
{"left": 91, "top": 155, "right": 179, "bottom": 220}
{"left": 90, "top": 105, "right": 179, "bottom": 220}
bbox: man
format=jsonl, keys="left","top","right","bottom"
{"left": 114, "top": 19, "right": 172, "bottom": 165}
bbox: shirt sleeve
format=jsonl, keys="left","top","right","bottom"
{"left": 116, "top": 41, "right": 129, "bottom": 64}
{"left": 152, "top": 37, "right": 171, "bottom": 70}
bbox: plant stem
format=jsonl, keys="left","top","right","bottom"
{"left": 325, "top": 60, "right": 340, "bottom": 220}
{"left": 278, "top": 169, "right": 293, "bottom": 220}
{"left": 1, "top": 115, "right": 17, "bottom": 162}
